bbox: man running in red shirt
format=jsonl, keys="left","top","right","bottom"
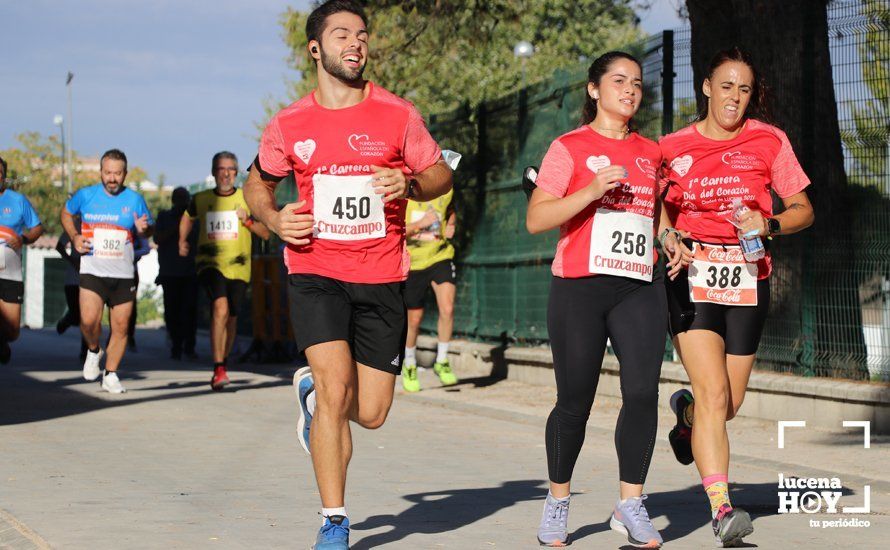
{"left": 243, "top": 2, "right": 452, "bottom": 548}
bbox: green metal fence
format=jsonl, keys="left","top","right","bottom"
{"left": 421, "top": 0, "right": 890, "bottom": 381}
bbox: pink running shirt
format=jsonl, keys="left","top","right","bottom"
{"left": 257, "top": 82, "right": 442, "bottom": 283}
{"left": 659, "top": 119, "right": 811, "bottom": 278}
{"left": 536, "top": 126, "right": 662, "bottom": 279}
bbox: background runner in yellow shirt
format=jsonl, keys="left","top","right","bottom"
{"left": 401, "top": 188, "right": 458, "bottom": 391}
{"left": 179, "top": 152, "right": 270, "bottom": 390}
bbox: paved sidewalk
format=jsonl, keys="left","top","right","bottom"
{"left": 0, "top": 329, "right": 887, "bottom": 549}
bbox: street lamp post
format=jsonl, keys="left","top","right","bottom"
{"left": 53, "top": 115, "right": 66, "bottom": 191}
{"left": 513, "top": 40, "right": 535, "bottom": 90}
{"left": 66, "top": 72, "right": 74, "bottom": 195}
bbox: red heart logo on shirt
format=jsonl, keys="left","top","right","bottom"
{"left": 293, "top": 139, "right": 316, "bottom": 164}
{"left": 671, "top": 154, "right": 693, "bottom": 177}
{"left": 586, "top": 155, "right": 610, "bottom": 173}
{"left": 635, "top": 157, "right": 652, "bottom": 172}
{"left": 348, "top": 134, "right": 369, "bottom": 151}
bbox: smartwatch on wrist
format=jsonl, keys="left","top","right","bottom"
{"left": 406, "top": 179, "right": 419, "bottom": 200}
{"left": 767, "top": 217, "right": 781, "bottom": 236}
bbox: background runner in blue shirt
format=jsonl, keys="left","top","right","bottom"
{"left": 60, "top": 149, "right": 154, "bottom": 394}
{"left": 0, "top": 155, "right": 44, "bottom": 365}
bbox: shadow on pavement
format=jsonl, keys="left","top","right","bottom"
{"left": 0, "top": 328, "right": 293, "bottom": 426}
{"left": 350, "top": 479, "right": 546, "bottom": 549}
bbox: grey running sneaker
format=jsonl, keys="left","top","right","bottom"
{"left": 712, "top": 505, "right": 753, "bottom": 547}
{"left": 537, "top": 493, "right": 570, "bottom": 547}
{"left": 610, "top": 495, "right": 663, "bottom": 548}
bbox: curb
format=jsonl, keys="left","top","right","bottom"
{"left": 415, "top": 336, "right": 890, "bottom": 433}
{"left": 0, "top": 509, "right": 52, "bottom": 550}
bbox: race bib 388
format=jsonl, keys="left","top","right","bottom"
{"left": 687, "top": 243, "right": 758, "bottom": 306}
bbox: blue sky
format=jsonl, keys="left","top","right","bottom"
{"left": 2, "top": 1, "right": 683, "bottom": 186}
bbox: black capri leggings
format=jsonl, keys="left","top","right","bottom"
{"left": 546, "top": 271, "right": 668, "bottom": 485}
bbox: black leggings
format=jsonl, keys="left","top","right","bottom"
{"left": 546, "top": 272, "right": 668, "bottom": 485}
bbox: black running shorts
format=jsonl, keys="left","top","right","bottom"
{"left": 287, "top": 274, "right": 407, "bottom": 374}
{"left": 0, "top": 279, "right": 24, "bottom": 304}
{"left": 404, "top": 259, "right": 456, "bottom": 309}
{"left": 80, "top": 274, "right": 137, "bottom": 307}
{"left": 198, "top": 268, "right": 247, "bottom": 314}
{"left": 666, "top": 267, "right": 770, "bottom": 356}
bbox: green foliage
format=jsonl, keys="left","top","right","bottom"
{"left": 278, "top": 0, "right": 643, "bottom": 116}
{"left": 840, "top": 0, "right": 889, "bottom": 191}
{"left": 1, "top": 132, "right": 156, "bottom": 235}
{"left": 136, "top": 285, "right": 163, "bottom": 325}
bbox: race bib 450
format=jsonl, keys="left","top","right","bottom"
{"left": 312, "top": 173, "right": 386, "bottom": 241}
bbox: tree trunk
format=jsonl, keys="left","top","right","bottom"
{"left": 686, "top": 0, "right": 868, "bottom": 377}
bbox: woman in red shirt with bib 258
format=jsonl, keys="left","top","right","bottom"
{"left": 658, "top": 47, "right": 814, "bottom": 547}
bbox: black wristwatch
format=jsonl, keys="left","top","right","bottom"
{"left": 767, "top": 217, "right": 781, "bottom": 236}
{"left": 406, "top": 178, "right": 419, "bottom": 200}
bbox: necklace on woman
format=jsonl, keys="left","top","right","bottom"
{"left": 593, "top": 126, "right": 630, "bottom": 138}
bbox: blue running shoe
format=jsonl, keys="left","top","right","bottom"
{"left": 294, "top": 366, "right": 314, "bottom": 455}
{"left": 314, "top": 515, "right": 349, "bottom": 549}
{"left": 610, "top": 495, "right": 663, "bottom": 548}
{"left": 537, "top": 493, "right": 570, "bottom": 546}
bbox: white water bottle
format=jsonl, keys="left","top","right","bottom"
{"left": 731, "top": 198, "right": 765, "bottom": 262}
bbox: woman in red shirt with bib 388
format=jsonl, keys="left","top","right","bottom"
{"left": 658, "top": 47, "right": 814, "bottom": 547}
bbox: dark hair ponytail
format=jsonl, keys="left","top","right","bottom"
{"left": 698, "top": 46, "right": 774, "bottom": 124}
{"left": 580, "top": 51, "right": 642, "bottom": 126}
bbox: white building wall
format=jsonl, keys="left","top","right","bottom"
{"left": 23, "top": 248, "right": 58, "bottom": 328}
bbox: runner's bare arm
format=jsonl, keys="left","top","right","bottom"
{"left": 372, "top": 160, "right": 452, "bottom": 203}
{"left": 178, "top": 213, "right": 194, "bottom": 257}
{"left": 526, "top": 165, "right": 626, "bottom": 234}
{"left": 135, "top": 214, "right": 154, "bottom": 239}
{"left": 21, "top": 224, "right": 43, "bottom": 246}
{"left": 411, "top": 160, "right": 453, "bottom": 202}
{"left": 243, "top": 164, "right": 314, "bottom": 246}
{"left": 656, "top": 198, "right": 693, "bottom": 279}
{"left": 60, "top": 208, "right": 88, "bottom": 253}
{"left": 406, "top": 209, "right": 438, "bottom": 237}
{"left": 444, "top": 211, "right": 456, "bottom": 239}
{"left": 245, "top": 219, "right": 272, "bottom": 240}
{"left": 736, "top": 190, "right": 814, "bottom": 237}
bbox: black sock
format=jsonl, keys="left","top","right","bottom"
{"left": 214, "top": 361, "right": 226, "bottom": 368}
{"left": 89, "top": 346, "right": 100, "bottom": 354}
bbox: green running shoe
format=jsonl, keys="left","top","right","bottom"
{"left": 434, "top": 360, "right": 458, "bottom": 386}
{"left": 402, "top": 364, "right": 421, "bottom": 392}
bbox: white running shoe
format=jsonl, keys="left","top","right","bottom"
{"left": 83, "top": 349, "right": 104, "bottom": 381}
{"left": 101, "top": 371, "right": 126, "bottom": 393}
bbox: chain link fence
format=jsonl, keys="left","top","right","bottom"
{"left": 422, "top": 0, "right": 890, "bottom": 381}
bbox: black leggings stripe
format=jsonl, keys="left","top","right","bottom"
{"left": 546, "top": 273, "right": 668, "bottom": 485}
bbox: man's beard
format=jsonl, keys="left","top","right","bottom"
{"left": 320, "top": 46, "right": 365, "bottom": 84}
{"left": 103, "top": 181, "right": 122, "bottom": 194}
